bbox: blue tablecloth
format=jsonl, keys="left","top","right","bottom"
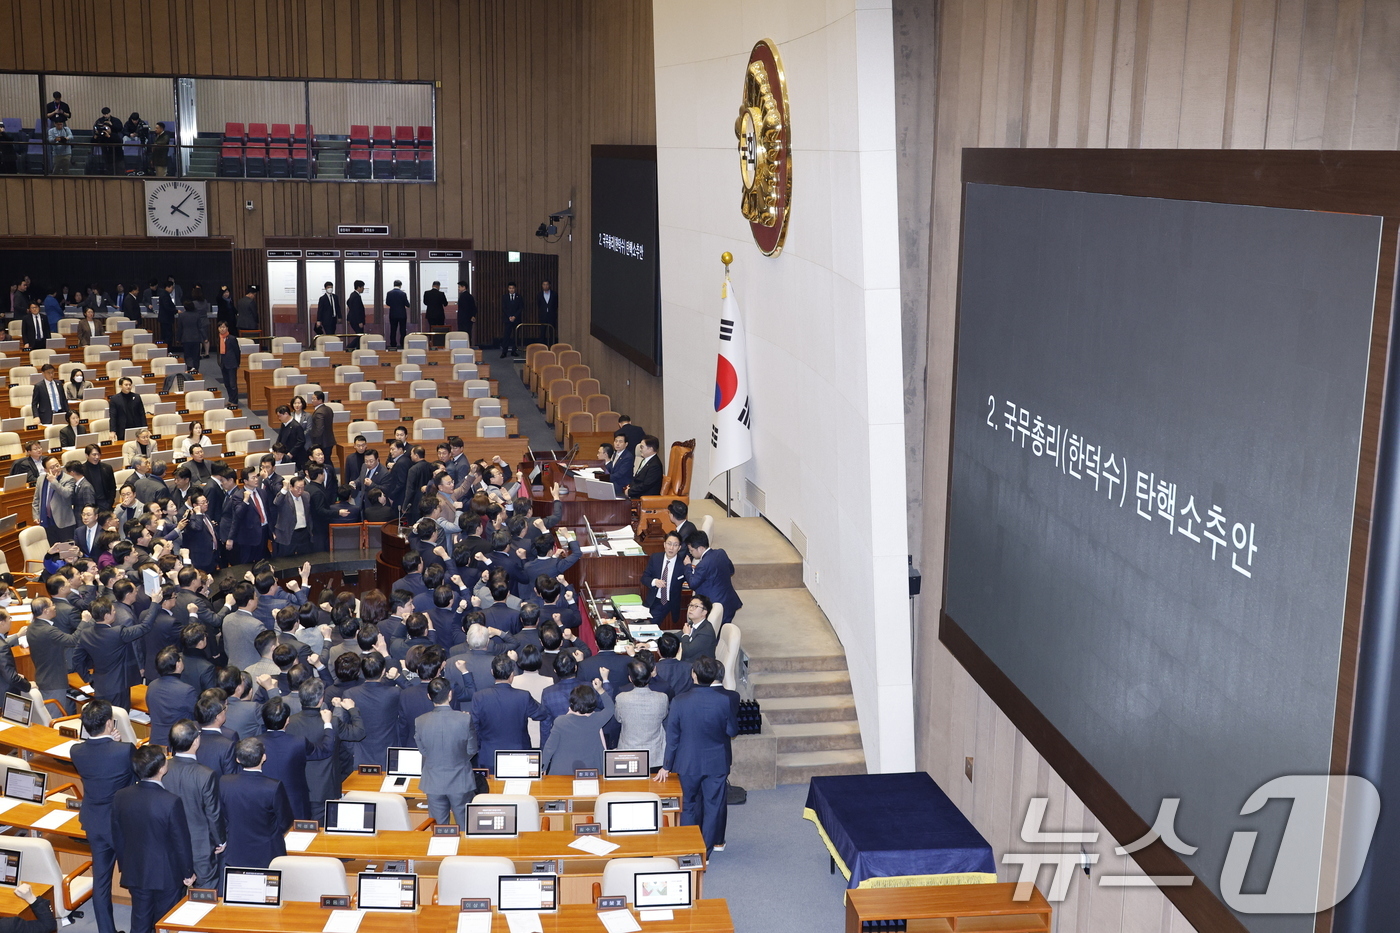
{"left": 803, "top": 772, "right": 997, "bottom": 889}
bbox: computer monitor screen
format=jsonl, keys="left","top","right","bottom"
{"left": 633, "top": 871, "right": 692, "bottom": 910}
{"left": 2, "top": 693, "right": 32, "bottom": 725}
{"left": 0, "top": 850, "right": 19, "bottom": 886}
{"left": 3, "top": 769, "right": 44, "bottom": 804}
{"left": 223, "top": 868, "right": 282, "bottom": 906}
{"left": 324, "top": 800, "right": 377, "bottom": 835}
{"left": 604, "top": 750, "right": 649, "bottom": 778}
{"left": 356, "top": 872, "right": 417, "bottom": 910}
{"left": 497, "top": 875, "right": 557, "bottom": 912}
{"left": 493, "top": 750, "right": 541, "bottom": 779}
{"left": 606, "top": 800, "right": 660, "bottom": 835}
{"left": 385, "top": 747, "right": 422, "bottom": 776}
{"left": 466, "top": 804, "right": 517, "bottom": 837}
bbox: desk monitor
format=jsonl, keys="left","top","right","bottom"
{"left": 385, "top": 747, "right": 422, "bottom": 777}
{"left": 221, "top": 417, "right": 249, "bottom": 432}
{"left": 1, "top": 693, "right": 32, "bottom": 726}
{"left": 493, "top": 750, "right": 541, "bottom": 779}
{"left": 633, "top": 871, "right": 692, "bottom": 910}
{"left": 606, "top": 799, "right": 661, "bottom": 835}
{"left": 323, "top": 800, "right": 377, "bottom": 835}
{"left": 356, "top": 872, "right": 417, "bottom": 911}
{"left": 359, "top": 429, "right": 384, "bottom": 443}
{"left": 0, "top": 419, "right": 24, "bottom": 433}
{"left": 3, "top": 768, "right": 44, "bottom": 804}
{"left": 73, "top": 433, "right": 98, "bottom": 448}
{"left": 604, "top": 750, "right": 649, "bottom": 779}
{"left": 222, "top": 867, "right": 281, "bottom": 907}
{"left": 247, "top": 438, "right": 272, "bottom": 453}
{"left": 465, "top": 803, "right": 517, "bottom": 838}
{"left": 274, "top": 461, "right": 296, "bottom": 476}
{"left": 2, "top": 474, "right": 26, "bottom": 492}
{"left": 497, "top": 875, "right": 557, "bottom": 913}
{"left": 123, "top": 428, "right": 146, "bottom": 441}
{"left": 0, "top": 515, "right": 15, "bottom": 534}
{"left": 0, "top": 849, "right": 19, "bottom": 886}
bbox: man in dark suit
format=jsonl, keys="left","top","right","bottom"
{"left": 616, "top": 415, "right": 646, "bottom": 450}
{"left": 141, "top": 587, "right": 182, "bottom": 684}
{"left": 157, "top": 282, "right": 178, "bottom": 348}
{"left": 165, "top": 720, "right": 228, "bottom": 890}
{"left": 345, "top": 652, "right": 402, "bottom": 768}
{"left": 402, "top": 447, "right": 436, "bottom": 522}
{"left": 274, "top": 406, "right": 306, "bottom": 465}
{"left": 643, "top": 532, "right": 686, "bottom": 626}
{"left": 654, "top": 632, "right": 695, "bottom": 697}
{"left": 223, "top": 669, "right": 279, "bottom": 740}
{"left": 678, "top": 596, "right": 719, "bottom": 661}
{"left": 346, "top": 280, "right": 366, "bottom": 349}
{"left": 288, "top": 680, "right": 364, "bottom": 819}
{"left": 112, "top": 745, "right": 196, "bottom": 933}
{"left": 499, "top": 282, "right": 524, "bottom": 358}
{"left": 258, "top": 696, "right": 334, "bottom": 820}
{"left": 108, "top": 377, "right": 148, "bottom": 444}
{"left": 315, "top": 282, "right": 341, "bottom": 336}
{"left": 224, "top": 469, "right": 271, "bottom": 566}
{"left": 32, "top": 364, "right": 68, "bottom": 425}
{"left": 535, "top": 280, "right": 558, "bottom": 339}
{"left": 520, "top": 535, "right": 583, "bottom": 602}
{"left": 653, "top": 657, "right": 737, "bottom": 855}
{"left": 415, "top": 677, "right": 478, "bottom": 826}
{"left": 382, "top": 440, "right": 410, "bottom": 507}
{"left": 605, "top": 432, "right": 634, "bottom": 497}
{"left": 272, "top": 475, "right": 314, "bottom": 557}
{"left": 307, "top": 390, "right": 336, "bottom": 457}
{"left": 472, "top": 653, "right": 549, "bottom": 769}
{"left": 73, "top": 596, "right": 154, "bottom": 711}
{"left": 385, "top": 279, "right": 410, "bottom": 350}
{"left": 82, "top": 444, "right": 117, "bottom": 507}
{"left": 456, "top": 281, "right": 477, "bottom": 343}
{"left": 681, "top": 530, "right": 743, "bottom": 624}
{"left": 20, "top": 301, "right": 48, "bottom": 351}
{"left": 25, "top": 597, "right": 78, "bottom": 714}
{"left": 178, "top": 625, "right": 219, "bottom": 693}
{"left": 145, "top": 646, "right": 198, "bottom": 747}
{"left": 70, "top": 700, "right": 135, "bottom": 933}
{"left": 219, "top": 737, "right": 293, "bottom": 868}
{"left": 626, "top": 436, "right": 665, "bottom": 498}
{"left": 194, "top": 692, "right": 240, "bottom": 774}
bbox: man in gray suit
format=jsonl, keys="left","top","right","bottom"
{"left": 219, "top": 582, "right": 266, "bottom": 670}
{"left": 164, "top": 720, "right": 227, "bottom": 890}
{"left": 414, "top": 677, "right": 477, "bottom": 828}
{"left": 31, "top": 456, "right": 75, "bottom": 544}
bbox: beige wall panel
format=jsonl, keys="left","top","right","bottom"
{"left": 195, "top": 78, "right": 306, "bottom": 131}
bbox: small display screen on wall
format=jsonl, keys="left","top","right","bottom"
{"left": 591, "top": 146, "right": 661, "bottom": 375}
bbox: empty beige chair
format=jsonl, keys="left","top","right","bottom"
{"left": 599, "top": 857, "right": 681, "bottom": 902}
{"left": 57, "top": 319, "right": 80, "bottom": 336}
{"left": 89, "top": 417, "right": 110, "bottom": 442}
{"left": 435, "top": 857, "right": 519, "bottom": 905}
{"left": 61, "top": 448, "right": 86, "bottom": 467}
{"left": 566, "top": 364, "right": 591, "bottom": 384}
{"left": 715, "top": 623, "right": 741, "bottom": 689}
{"left": 405, "top": 334, "right": 429, "bottom": 350}
{"left": 565, "top": 411, "right": 595, "bottom": 444}
{"left": 151, "top": 357, "right": 182, "bottom": 378}
{"left": 271, "top": 336, "right": 299, "bottom": 353}
{"left": 184, "top": 390, "right": 215, "bottom": 411}
{"left": 557, "top": 349, "right": 582, "bottom": 370}
{"left": 422, "top": 398, "right": 451, "bottom": 419}
{"left": 550, "top": 342, "right": 572, "bottom": 353}
{"left": 243, "top": 452, "right": 263, "bottom": 471}
{"left": 394, "top": 363, "right": 422, "bottom": 382}
{"left": 351, "top": 349, "right": 379, "bottom": 367}
{"left": 445, "top": 331, "right": 471, "bottom": 349}
{"left": 476, "top": 416, "right": 507, "bottom": 438}
{"left": 268, "top": 856, "right": 349, "bottom": 902}
{"left": 248, "top": 351, "right": 276, "bottom": 370}
{"left": 29, "top": 349, "right": 53, "bottom": 367}
{"left": 410, "top": 379, "right": 437, "bottom": 399}
{"left": 554, "top": 395, "right": 584, "bottom": 441}
{"left": 122, "top": 328, "right": 151, "bottom": 346}
{"left": 238, "top": 338, "right": 258, "bottom": 354}
{"left": 543, "top": 378, "right": 572, "bottom": 416}
{"left": 8, "top": 386, "right": 28, "bottom": 408}
{"left": 348, "top": 420, "right": 377, "bottom": 438}
{"left": 19, "top": 526, "right": 49, "bottom": 574}
{"left": 272, "top": 367, "right": 303, "bottom": 387}
{"left": 43, "top": 423, "right": 65, "bottom": 446}
{"left": 451, "top": 348, "right": 477, "bottom": 365}
{"left": 532, "top": 363, "right": 563, "bottom": 397}
{"left": 362, "top": 334, "right": 387, "bottom": 351}
{"left": 300, "top": 351, "right": 330, "bottom": 369}
{"left": 203, "top": 408, "right": 232, "bottom": 432}
{"left": 366, "top": 399, "right": 398, "bottom": 420}
{"left": 349, "top": 381, "right": 380, "bottom": 400}
{"left": 526, "top": 350, "right": 557, "bottom": 388}
{"left": 83, "top": 345, "right": 108, "bottom": 363}
{"left": 153, "top": 413, "right": 182, "bottom": 434}
{"left": 0, "top": 432, "right": 22, "bottom": 458}
{"left": 473, "top": 397, "right": 502, "bottom": 417}
{"left": 340, "top": 791, "right": 424, "bottom": 831}
{"left": 414, "top": 418, "right": 445, "bottom": 440}
{"left": 596, "top": 411, "right": 620, "bottom": 435}
{"left": 105, "top": 316, "right": 132, "bottom": 333}
{"left": 400, "top": 348, "right": 427, "bottom": 365}
{"left": 105, "top": 359, "right": 131, "bottom": 379}
{"left": 10, "top": 365, "right": 36, "bottom": 383}
{"left": 79, "top": 399, "right": 106, "bottom": 418}
{"left": 131, "top": 343, "right": 160, "bottom": 362}
{"left": 700, "top": 512, "right": 715, "bottom": 540}
{"left": 225, "top": 429, "right": 257, "bottom": 454}
{"left": 6, "top": 320, "right": 21, "bottom": 338}
{"left": 584, "top": 393, "right": 611, "bottom": 415}
{"left": 334, "top": 365, "right": 363, "bottom": 384}
{"left": 453, "top": 362, "right": 479, "bottom": 382}
{"left": 464, "top": 379, "right": 491, "bottom": 399}
{"left": 471, "top": 794, "right": 541, "bottom": 832}
{"left": 314, "top": 335, "right": 345, "bottom": 351}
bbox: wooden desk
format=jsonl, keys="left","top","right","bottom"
{"left": 0, "top": 797, "right": 88, "bottom": 841}
{"left": 339, "top": 773, "right": 684, "bottom": 814}
{"left": 533, "top": 489, "right": 634, "bottom": 533}
{"left": 157, "top": 900, "right": 735, "bottom": 933}
{"left": 0, "top": 722, "right": 81, "bottom": 776}
{"left": 844, "top": 883, "right": 1051, "bottom": 933}
{"left": 0, "top": 883, "right": 53, "bottom": 918}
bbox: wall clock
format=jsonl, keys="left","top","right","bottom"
{"left": 145, "top": 179, "right": 209, "bottom": 238}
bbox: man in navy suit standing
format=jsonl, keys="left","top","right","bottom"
{"left": 220, "top": 737, "right": 294, "bottom": 868}
{"left": 681, "top": 530, "right": 743, "bottom": 625}
{"left": 145, "top": 646, "right": 198, "bottom": 747}
{"left": 70, "top": 700, "right": 135, "bottom": 933}
{"left": 112, "top": 745, "right": 195, "bottom": 933}
{"left": 258, "top": 697, "right": 334, "bottom": 820}
{"left": 194, "top": 692, "right": 240, "bottom": 774}
{"left": 73, "top": 595, "right": 154, "bottom": 711}
{"left": 653, "top": 657, "right": 737, "bottom": 856}
{"left": 643, "top": 531, "right": 686, "bottom": 626}
{"left": 472, "top": 653, "right": 549, "bottom": 770}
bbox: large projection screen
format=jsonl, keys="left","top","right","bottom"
{"left": 944, "top": 181, "right": 1382, "bottom": 933}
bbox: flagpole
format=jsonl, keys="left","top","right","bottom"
{"left": 721, "top": 251, "right": 736, "bottom": 517}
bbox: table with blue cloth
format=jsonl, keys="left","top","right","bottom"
{"left": 804, "top": 772, "right": 997, "bottom": 890}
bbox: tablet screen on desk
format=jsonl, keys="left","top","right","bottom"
{"left": 385, "top": 747, "right": 422, "bottom": 776}
{"left": 604, "top": 750, "right": 649, "bottom": 779}
{"left": 2, "top": 693, "right": 32, "bottom": 726}
{"left": 497, "top": 875, "right": 556, "bottom": 912}
{"left": 466, "top": 803, "right": 516, "bottom": 837}
{"left": 606, "top": 799, "right": 660, "bottom": 835}
{"left": 633, "top": 871, "right": 692, "bottom": 910}
{"left": 223, "top": 868, "right": 281, "bottom": 906}
{"left": 493, "top": 750, "right": 540, "bottom": 779}
{"left": 0, "top": 849, "right": 20, "bottom": 886}
{"left": 324, "top": 800, "right": 377, "bottom": 834}
{"left": 357, "top": 872, "right": 417, "bottom": 910}
{"left": 3, "top": 768, "right": 44, "bottom": 804}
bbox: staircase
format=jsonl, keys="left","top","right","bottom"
{"left": 690, "top": 500, "right": 868, "bottom": 788}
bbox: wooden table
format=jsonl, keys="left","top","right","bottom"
{"left": 0, "top": 722, "right": 82, "bottom": 776}
{"left": 0, "top": 883, "right": 53, "bottom": 919}
{"left": 340, "top": 773, "right": 684, "bottom": 816}
{"left": 844, "top": 883, "right": 1051, "bottom": 933}
{"left": 157, "top": 899, "right": 735, "bottom": 933}
{"left": 0, "top": 797, "right": 89, "bottom": 841}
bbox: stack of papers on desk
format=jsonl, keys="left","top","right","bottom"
{"left": 32, "top": 809, "right": 77, "bottom": 830}
{"left": 573, "top": 468, "right": 606, "bottom": 480}
{"left": 502, "top": 779, "right": 533, "bottom": 796}
{"left": 568, "top": 835, "right": 620, "bottom": 856}
{"left": 44, "top": 741, "right": 76, "bottom": 759}
{"left": 426, "top": 835, "right": 460, "bottom": 856}
{"left": 598, "top": 910, "right": 642, "bottom": 933}
{"left": 284, "top": 831, "right": 318, "bottom": 852}
{"left": 457, "top": 913, "right": 493, "bottom": 933}
{"left": 165, "top": 902, "right": 217, "bottom": 927}
{"left": 322, "top": 910, "right": 364, "bottom": 933}
{"left": 618, "top": 605, "right": 655, "bottom": 622}
{"left": 573, "top": 778, "right": 600, "bottom": 796}
{"left": 505, "top": 913, "right": 543, "bottom": 933}
{"left": 0, "top": 799, "right": 21, "bottom": 816}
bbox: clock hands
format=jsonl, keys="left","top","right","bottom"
{"left": 169, "top": 190, "right": 196, "bottom": 217}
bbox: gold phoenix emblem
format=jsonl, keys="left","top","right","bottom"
{"left": 735, "top": 39, "right": 791, "bottom": 256}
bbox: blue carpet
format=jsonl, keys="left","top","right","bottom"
{"left": 705, "top": 782, "right": 849, "bottom": 933}
{"left": 492, "top": 358, "right": 558, "bottom": 452}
